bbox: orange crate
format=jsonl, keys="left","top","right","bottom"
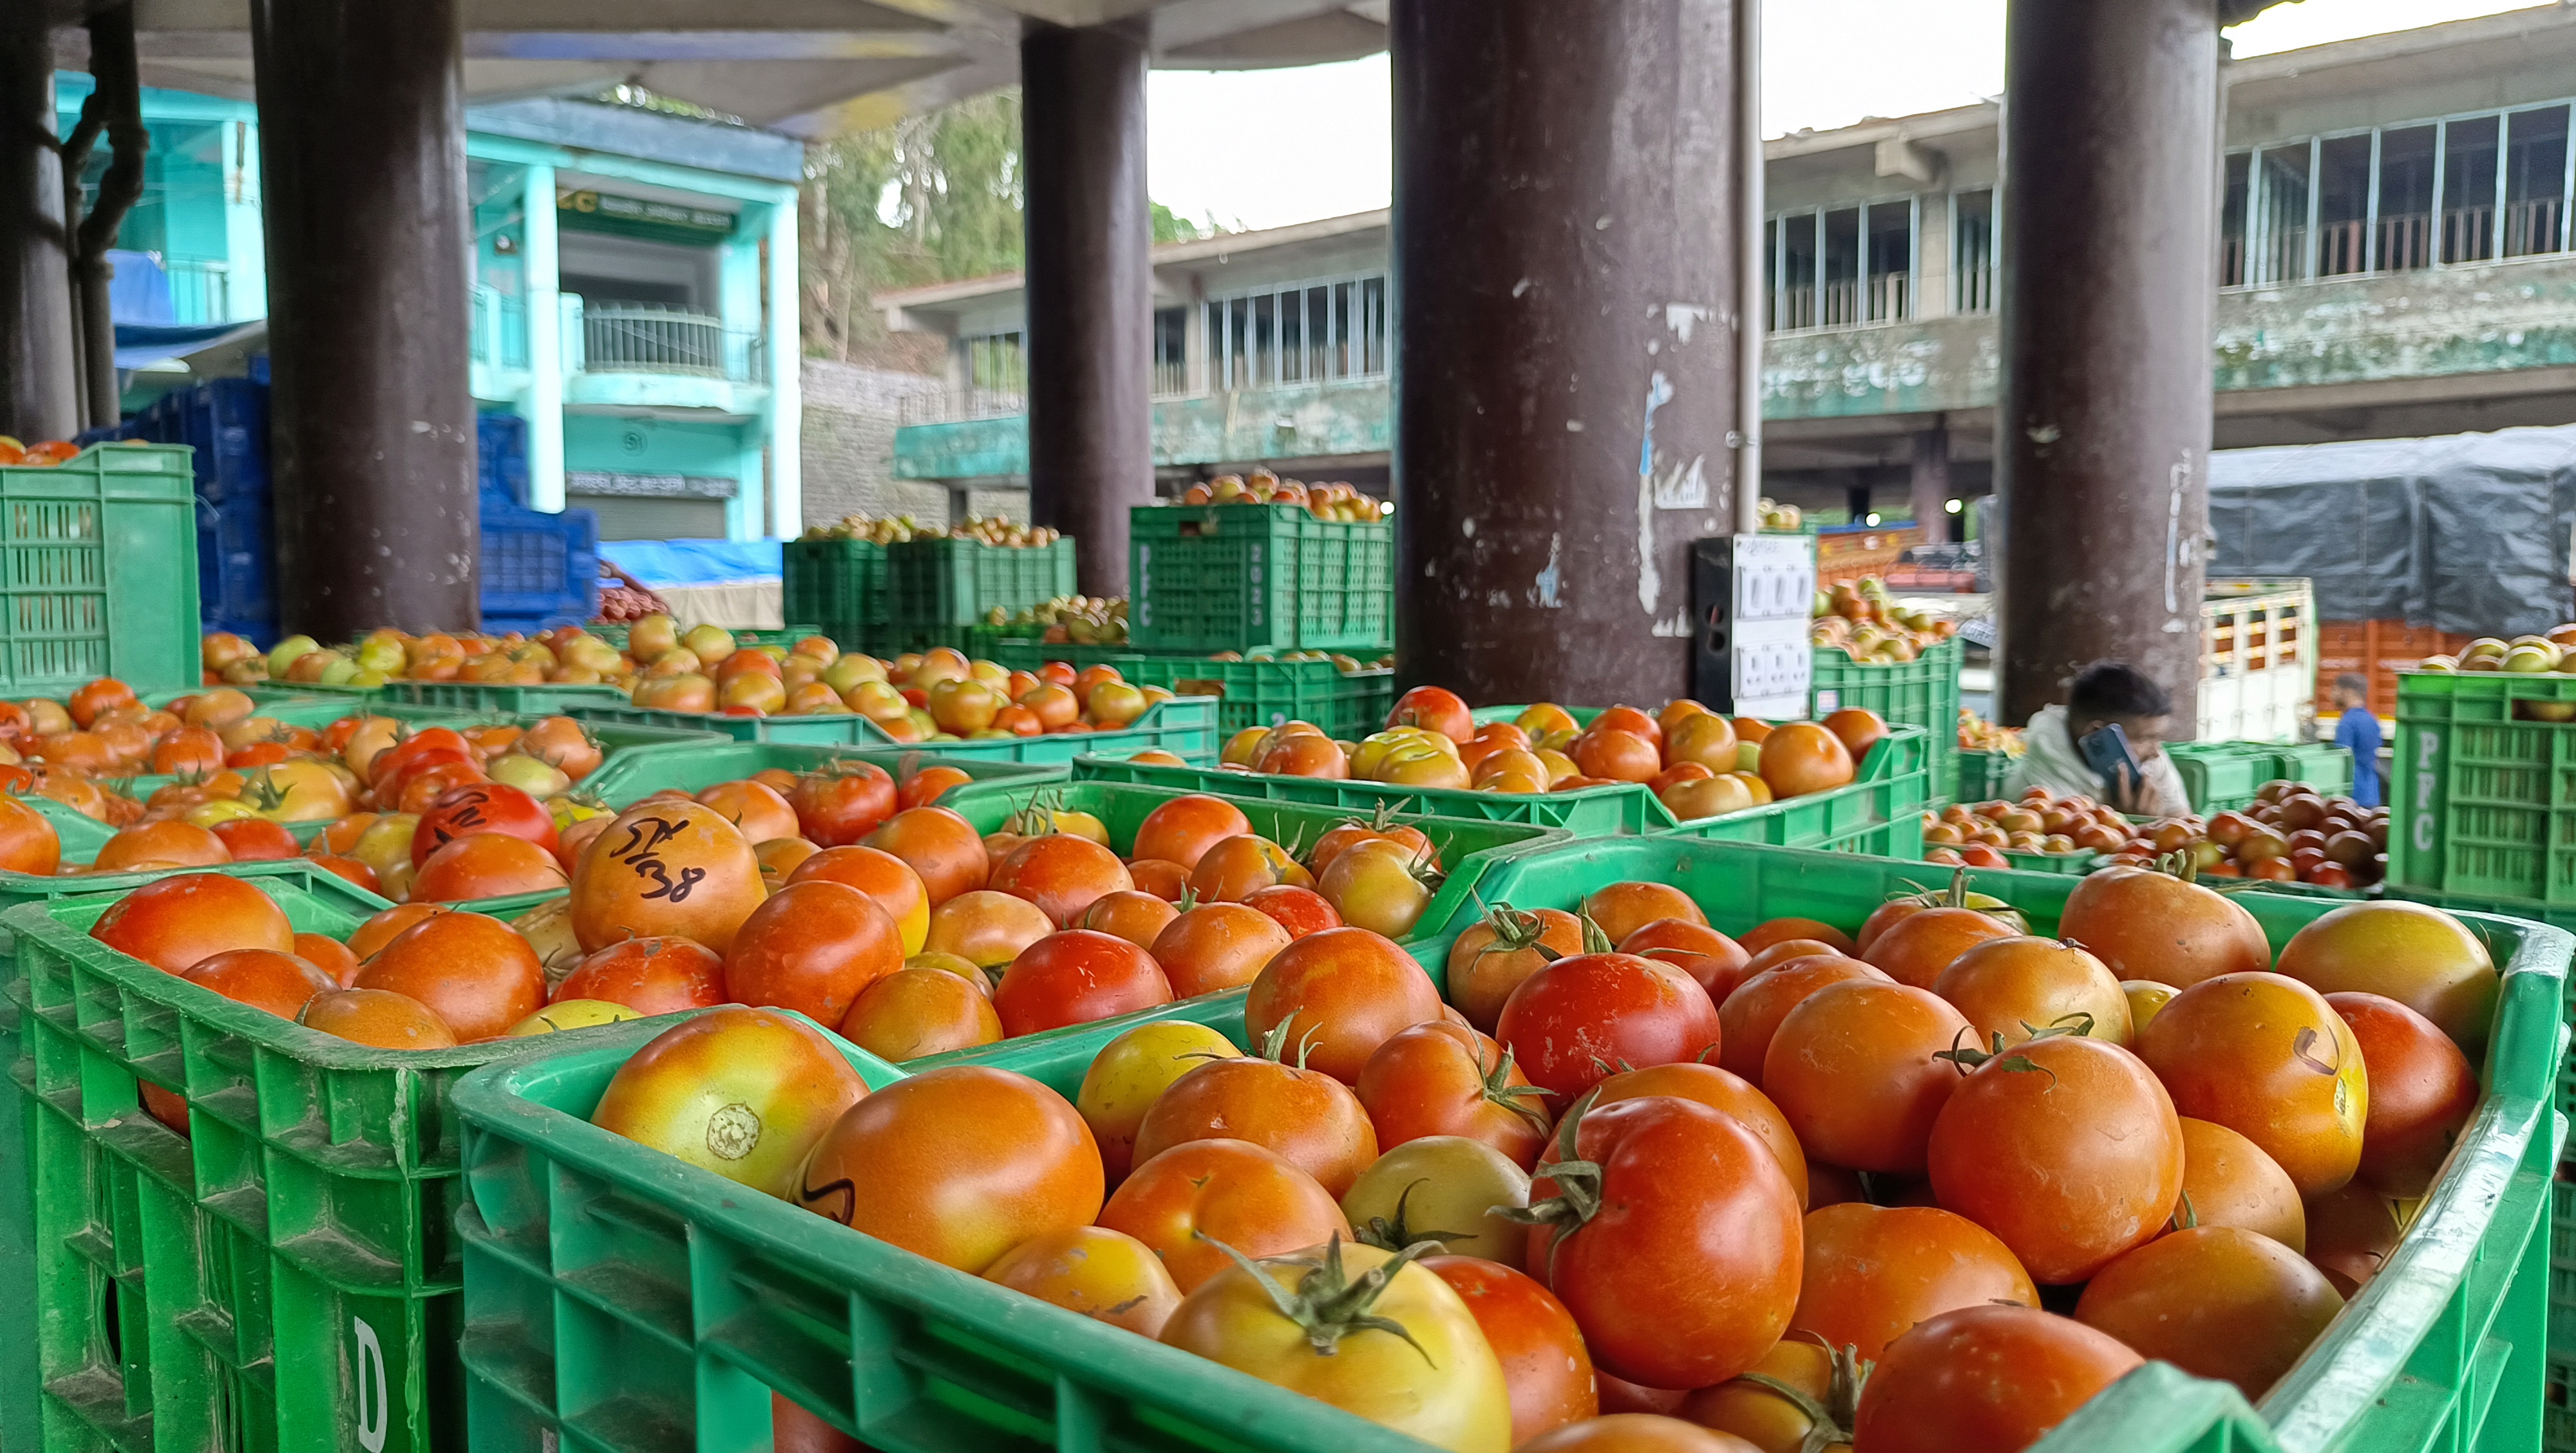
{"left": 2315, "top": 619, "right": 2475, "bottom": 717}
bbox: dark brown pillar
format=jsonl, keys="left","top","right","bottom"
{"left": 0, "top": 8, "right": 76, "bottom": 443}
{"left": 1392, "top": 0, "right": 1744, "bottom": 705}
{"left": 1911, "top": 422, "right": 1951, "bottom": 544}
{"left": 1021, "top": 19, "right": 1154, "bottom": 598}
{"left": 253, "top": 0, "right": 477, "bottom": 636}
{"left": 1996, "top": 0, "right": 2218, "bottom": 728}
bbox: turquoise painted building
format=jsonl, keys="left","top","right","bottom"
{"left": 57, "top": 81, "right": 802, "bottom": 542}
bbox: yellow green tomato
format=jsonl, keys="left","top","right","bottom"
{"left": 589, "top": 1007, "right": 870, "bottom": 1199}
{"left": 1077, "top": 1019, "right": 1240, "bottom": 1181}
{"left": 1340, "top": 1136, "right": 1531, "bottom": 1269}
{"left": 505, "top": 999, "right": 639, "bottom": 1036}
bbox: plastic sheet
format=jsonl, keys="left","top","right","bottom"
{"left": 596, "top": 537, "right": 782, "bottom": 589}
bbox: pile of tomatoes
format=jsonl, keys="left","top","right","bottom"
{"left": 580, "top": 851, "right": 2494, "bottom": 1453}
{"left": 0, "top": 437, "right": 82, "bottom": 467}
{"left": 1210, "top": 686, "right": 1875, "bottom": 822}
{"left": 1809, "top": 577, "right": 1958, "bottom": 664}
{"left": 1174, "top": 468, "right": 1388, "bottom": 520}
{"left": 2096, "top": 782, "right": 2390, "bottom": 889}
{"left": 1921, "top": 792, "right": 2127, "bottom": 867}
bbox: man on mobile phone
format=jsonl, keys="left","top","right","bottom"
{"left": 2003, "top": 661, "right": 2192, "bottom": 816}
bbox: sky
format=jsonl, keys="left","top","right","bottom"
{"left": 1144, "top": 0, "right": 2557, "bottom": 233}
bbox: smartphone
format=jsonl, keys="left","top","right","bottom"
{"left": 2077, "top": 722, "right": 2144, "bottom": 800}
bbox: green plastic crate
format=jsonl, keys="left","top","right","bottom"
{"left": 1129, "top": 504, "right": 1392, "bottom": 654}
{"left": 784, "top": 538, "right": 890, "bottom": 649}
{"left": 1811, "top": 639, "right": 1961, "bottom": 806}
{"left": 2168, "top": 741, "right": 2276, "bottom": 813}
{"left": 569, "top": 695, "right": 1222, "bottom": 764}
{"left": 2389, "top": 670, "right": 2576, "bottom": 906}
{"left": 5, "top": 866, "right": 620, "bottom": 1453}
{"left": 1956, "top": 746, "right": 2014, "bottom": 802}
{"left": 379, "top": 679, "right": 635, "bottom": 715}
{"left": 990, "top": 639, "right": 1397, "bottom": 741}
{"left": 578, "top": 743, "right": 1065, "bottom": 812}
{"left": 2269, "top": 741, "right": 2356, "bottom": 799}
{"left": 0, "top": 444, "right": 200, "bottom": 698}
{"left": 886, "top": 538, "right": 1075, "bottom": 653}
{"left": 1075, "top": 723, "right": 1929, "bottom": 857}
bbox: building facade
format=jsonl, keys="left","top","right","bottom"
{"left": 885, "top": 8, "right": 2576, "bottom": 528}
{"left": 59, "top": 81, "right": 803, "bottom": 541}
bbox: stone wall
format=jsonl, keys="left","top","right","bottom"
{"left": 799, "top": 357, "right": 949, "bottom": 529}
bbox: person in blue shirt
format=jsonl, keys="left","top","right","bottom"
{"left": 2332, "top": 672, "right": 2383, "bottom": 807}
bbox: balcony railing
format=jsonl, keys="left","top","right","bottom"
{"left": 579, "top": 305, "right": 762, "bottom": 383}
{"left": 900, "top": 388, "right": 1029, "bottom": 427}
{"left": 164, "top": 259, "right": 231, "bottom": 325}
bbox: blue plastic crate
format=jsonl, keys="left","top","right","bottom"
{"left": 480, "top": 500, "right": 598, "bottom": 622}
{"left": 131, "top": 378, "right": 269, "bottom": 505}
{"left": 196, "top": 493, "right": 275, "bottom": 643}
{"left": 478, "top": 410, "right": 529, "bottom": 508}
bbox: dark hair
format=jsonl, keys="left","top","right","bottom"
{"left": 2334, "top": 672, "right": 2367, "bottom": 696}
{"left": 2069, "top": 661, "right": 2172, "bottom": 721}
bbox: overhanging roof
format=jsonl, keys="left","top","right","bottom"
{"left": 58, "top": 0, "right": 1388, "bottom": 142}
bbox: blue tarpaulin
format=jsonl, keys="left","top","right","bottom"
{"left": 599, "top": 538, "right": 781, "bottom": 588}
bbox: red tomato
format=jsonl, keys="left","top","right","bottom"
{"left": 1078, "top": 889, "right": 1179, "bottom": 951}
{"left": 1424, "top": 1256, "right": 1599, "bottom": 1446}
{"left": 1862, "top": 906, "right": 2017, "bottom": 991}
{"left": 351, "top": 910, "right": 545, "bottom": 1041}
{"left": 865, "top": 806, "right": 990, "bottom": 906}
{"left": 1148, "top": 903, "right": 1293, "bottom": 998}
{"left": 1762, "top": 980, "right": 1969, "bottom": 1175}
{"left": 1096, "top": 1137, "right": 1350, "bottom": 1292}
{"left": 1131, "top": 1038, "right": 1378, "bottom": 1196}
{"left": 2137, "top": 971, "right": 2367, "bottom": 1197}
{"left": 553, "top": 936, "right": 728, "bottom": 1015}
{"left": 1852, "top": 1304, "right": 2140, "bottom": 1453}
{"left": 1589, "top": 1061, "right": 1806, "bottom": 1208}
{"left": 410, "top": 781, "right": 560, "bottom": 868}
{"left": 2071, "top": 1225, "right": 2342, "bottom": 1400}
{"left": 787, "top": 761, "right": 898, "bottom": 846}
{"left": 411, "top": 833, "right": 570, "bottom": 902}
{"left": 2325, "top": 991, "right": 2479, "bottom": 1197}
{"left": 1580, "top": 882, "right": 1706, "bottom": 945}
{"left": 1186, "top": 833, "right": 1313, "bottom": 902}
{"left": 990, "top": 834, "right": 1135, "bottom": 927}
{"left": 2058, "top": 865, "right": 2273, "bottom": 989}
{"left": 794, "top": 1067, "right": 1101, "bottom": 1274}
{"left": 724, "top": 880, "right": 905, "bottom": 1025}
{"left": 1387, "top": 685, "right": 1473, "bottom": 743}
{"left": 569, "top": 801, "right": 766, "bottom": 956}
{"left": 990, "top": 929, "right": 1175, "bottom": 1038}
{"left": 1242, "top": 883, "right": 1341, "bottom": 940}
{"left": 1790, "top": 1202, "right": 2038, "bottom": 1362}
{"left": 1130, "top": 793, "right": 1253, "bottom": 871}
{"left": 210, "top": 817, "right": 302, "bottom": 862}
{"left": 840, "top": 968, "right": 1003, "bottom": 1061}
{"left": 1715, "top": 955, "right": 1886, "bottom": 1085}
{"left": 1448, "top": 906, "right": 1587, "bottom": 1031}
{"left": 1522, "top": 1096, "right": 1803, "bottom": 1390}
{"left": 1617, "top": 919, "right": 1752, "bottom": 1003}
{"left": 1355, "top": 1020, "right": 1551, "bottom": 1169}
{"left": 181, "top": 948, "right": 337, "bottom": 1020}
{"left": 1242, "top": 926, "right": 1444, "bottom": 1084}
{"left": 91, "top": 873, "right": 293, "bottom": 973}
{"left": 1495, "top": 952, "right": 1720, "bottom": 1105}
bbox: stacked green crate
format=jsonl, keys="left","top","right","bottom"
{"left": 572, "top": 694, "right": 1222, "bottom": 763}
{"left": 1129, "top": 503, "right": 1392, "bottom": 654}
{"left": 2268, "top": 741, "right": 2355, "bottom": 798}
{"left": 2166, "top": 741, "right": 2274, "bottom": 813}
{"left": 782, "top": 538, "right": 889, "bottom": 654}
{"left": 1956, "top": 746, "right": 2015, "bottom": 802}
{"left": 988, "top": 638, "right": 1396, "bottom": 740}
{"left": 1810, "top": 638, "right": 1962, "bottom": 806}
{"left": 2386, "top": 670, "right": 2576, "bottom": 909}
{"left": 0, "top": 444, "right": 200, "bottom": 697}
{"left": 886, "top": 537, "right": 1075, "bottom": 654}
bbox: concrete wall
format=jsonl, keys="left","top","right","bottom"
{"left": 2214, "top": 259, "right": 2576, "bottom": 391}
{"left": 893, "top": 379, "right": 1392, "bottom": 481}
{"left": 800, "top": 357, "right": 949, "bottom": 527}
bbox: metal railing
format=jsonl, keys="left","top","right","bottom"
{"left": 579, "top": 305, "right": 762, "bottom": 382}
{"left": 470, "top": 285, "right": 529, "bottom": 370}
{"left": 900, "top": 388, "right": 1029, "bottom": 427}
{"left": 164, "top": 259, "right": 230, "bottom": 325}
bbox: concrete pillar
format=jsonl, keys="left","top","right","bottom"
{"left": 0, "top": 10, "right": 76, "bottom": 443}
{"left": 519, "top": 162, "right": 565, "bottom": 513}
{"left": 1021, "top": 19, "right": 1155, "bottom": 596}
{"left": 764, "top": 201, "right": 802, "bottom": 537}
{"left": 254, "top": 0, "right": 477, "bottom": 636}
{"left": 1911, "top": 422, "right": 1951, "bottom": 544}
{"left": 1996, "top": 0, "right": 2217, "bottom": 727}
{"left": 1392, "top": 0, "right": 1743, "bottom": 703}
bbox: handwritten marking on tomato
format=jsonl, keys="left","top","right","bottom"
{"left": 610, "top": 815, "right": 702, "bottom": 900}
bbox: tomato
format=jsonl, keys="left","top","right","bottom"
{"left": 2302, "top": 1180, "right": 2401, "bottom": 1296}
{"left": 591, "top": 1007, "right": 867, "bottom": 1196}
{"left": 2072, "top": 1225, "right": 2342, "bottom": 1399}
{"left": 839, "top": 967, "right": 1003, "bottom": 1061}
{"left": 412, "top": 833, "right": 570, "bottom": 902}
{"left": 1497, "top": 953, "right": 1721, "bottom": 1104}
{"left": 1573, "top": 729, "right": 1662, "bottom": 784}
{"left": 923, "top": 889, "right": 1056, "bottom": 969}
{"left": 1930, "top": 935, "right": 2132, "bottom": 1046}
{"left": 1101, "top": 1137, "right": 1351, "bottom": 1291}
{"left": 1133, "top": 1028, "right": 1378, "bottom": 1195}
{"left": 1764, "top": 980, "right": 1969, "bottom": 1175}
{"left": 94, "top": 819, "right": 231, "bottom": 871}
{"left": 864, "top": 806, "right": 989, "bottom": 906}
{"left": 1580, "top": 882, "right": 1705, "bottom": 945}
{"left": 1076, "top": 1020, "right": 1242, "bottom": 1180}
{"left": 1316, "top": 837, "right": 1436, "bottom": 938}
{"left": 1242, "top": 883, "right": 1341, "bottom": 940}
{"left": 352, "top": 910, "right": 545, "bottom": 1041}
{"left": 345, "top": 902, "right": 448, "bottom": 961}
{"left": 1188, "top": 833, "right": 1314, "bottom": 902}
{"left": 1125, "top": 857, "right": 1191, "bottom": 902}
{"left": 1424, "top": 1255, "right": 1597, "bottom": 1446}
{"left": 2058, "top": 865, "right": 2273, "bottom": 989}
{"left": 1150, "top": 902, "right": 1292, "bottom": 998}
{"left": 982, "top": 1224, "right": 1181, "bottom": 1336}
{"left": 1590, "top": 1061, "right": 1806, "bottom": 1206}
{"left": 1850, "top": 1304, "right": 2140, "bottom": 1453}
{"left": 518, "top": 716, "right": 602, "bottom": 781}
{"left": 299, "top": 987, "right": 458, "bottom": 1049}
{"left": 1861, "top": 906, "right": 2017, "bottom": 991}
{"left": 2327, "top": 991, "right": 2478, "bottom": 1197}
{"left": 0, "top": 793, "right": 59, "bottom": 875}
{"left": 209, "top": 817, "right": 301, "bottom": 862}
{"left": 790, "top": 845, "right": 931, "bottom": 954}
{"left": 1663, "top": 712, "right": 1740, "bottom": 774}
{"left": 182, "top": 948, "right": 337, "bottom": 1019}
{"left": 1387, "top": 685, "right": 1474, "bottom": 743}
{"left": 1716, "top": 955, "right": 1886, "bottom": 1085}
{"left": 1758, "top": 723, "right": 1854, "bottom": 800}
{"left": 795, "top": 1065, "right": 1099, "bottom": 1273}
{"left": 990, "top": 929, "right": 1175, "bottom": 1037}
{"left": 897, "top": 765, "right": 973, "bottom": 810}
{"left": 725, "top": 880, "right": 905, "bottom": 1025}
{"left": 1079, "top": 888, "right": 1178, "bottom": 950}
{"left": 551, "top": 937, "right": 726, "bottom": 1015}
{"left": 1787, "top": 1202, "right": 2036, "bottom": 1364}
{"left": 1926, "top": 1034, "right": 2182, "bottom": 1283}
{"left": 570, "top": 800, "right": 766, "bottom": 955}
{"left": 1160, "top": 1237, "right": 1510, "bottom": 1452}
{"left": 410, "top": 781, "right": 558, "bottom": 867}
{"left": 1681, "top": 1338, "right": 1862, "bottom": 1453}
{"left": 2174, "top": 1116, "right": 2306, "bottom": 1250}
{"left": 1244, "top": 926, "right": 1445, "bottom": 1084}
{"left": 1447, "top": 905, "right": 1586, "bottom": 1031}
{"left": 990, "top": 834, "right": 1134, "bottom": 927}
{"left": 2278, "top": 902, "right": 2497, "bottom": 1053}
{"left": 2137, "top": 971, "right": 2367, "bottom": 1196}
{"left": 91, "top": 873, "right": 293, "bottom": 973}
{"left": 1520, "top": 1095, "right": 1802, "bottom": 1390}
{"left": 1132, "top": 794, "right": 1253, "bottom": 871}
{"left": 1356, "top": 1020, "right": 1551, "bottom": 1169}
{"left": 1821, "top": 707, "right": 1886, "bottom": 761}
{"left": 1598, "top": 1374, "right": 1690, "bottom": 1419}
{"left": 1344, "top": 1135, "right": 1531, "bottom": 1268}
{"left": 787, "top": 761, "right": 898, "bottom": 845}
{"left": 293, "top": 931, "right": 362, "bottom": 987}
{"left": 696, "top": 779, "right": 800, "bottom": 844}
{"left": 1616, "top": 920, "right": 1751, "bottom": 1002}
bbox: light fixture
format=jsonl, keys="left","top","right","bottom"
{"left": 1944, "top": 498, "right": 1964, "bottom": 515}
{"left": 1864, "top": 511, "right": 1882, "bottom": 527}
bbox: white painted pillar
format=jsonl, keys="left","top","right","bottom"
{"left": 518, "top": 162, "right": 565, "bottom": 511}
{"left": 764, "top": 198, "right": 802, "bottom": 538}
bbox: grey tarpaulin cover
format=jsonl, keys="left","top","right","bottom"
{"left": 2207, "top": 424, "right": 2576, "bottom": 637}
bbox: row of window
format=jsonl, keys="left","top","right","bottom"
{"left": 959, "top": 274, "right": 1394, "bottom": 400}
{"left": 1764, "top": 191, "right": 1996, "bottom": 332}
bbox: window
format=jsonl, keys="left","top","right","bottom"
{"left": 2221, "top": 153, "right": 2251, "bottom": 286}
{"left": 1767, "top": 198, "right": 1913, "bottom": 331}
{"left": 1153, "top": 307, "right": 1189, "bottom": 397}
{"left": 2506, "top": 106, "right": 2568, "bottom": 256}
{"left": 2443, "top": 115, "right": 2499, "bottom": 263}
{"left": 1204, "top": 274, "right": 1388, "bottom": 390}
{"left": 2377, "top": 126, "right": 2437, "bottom": 271}
{"left": 2315, "top": 135, "right": 2372, "bottom": 277}
{"left": 963, "top": 332, "right": 1025, "bottom": 393}
{"left": 2252, "top": 145, "right": 2311, "bottom": 285}
{"left": 1953, "top": 189, "right": 1996, "bottom": 314}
